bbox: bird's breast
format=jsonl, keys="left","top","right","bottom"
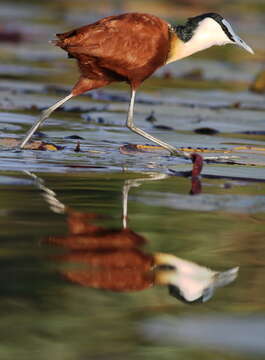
{"left": 166, "top": 29, "right": 184, "bottom": 64}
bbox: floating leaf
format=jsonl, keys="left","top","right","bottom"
{"left": 0, "top": 138, "right": 63, "bottom": 151}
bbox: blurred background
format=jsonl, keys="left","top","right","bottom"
{"left": 0, "top": 0, "right": 264, "bottom": 91}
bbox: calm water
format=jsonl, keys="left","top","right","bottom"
{"left": 0, "top": 170, "right": 265, "bottom": 360}
{"left": 1, "top": 1, "right": 265, "bottom": 359}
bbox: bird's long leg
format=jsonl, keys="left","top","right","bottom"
{"left": 20, "top": 93, "right": 73, "bottom": 149}
{"left": 126, "top": 89, "right": 189, "bottom": 158}
{"left": 122, "top": 173, "right": 168, "bottom": 229}
{"left": 122, "top": 180, "right": 129, "bottom": 229}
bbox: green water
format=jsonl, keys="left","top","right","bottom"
{"left": 0, "top": 171, "right": 265, "bottom": 360}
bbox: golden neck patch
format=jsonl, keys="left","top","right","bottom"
{"left": 166, "top": 27, "right": 184, "bottom": 64}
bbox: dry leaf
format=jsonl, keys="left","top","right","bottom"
{"left": 0, "top": 138, "right": 63, "bottom": 151}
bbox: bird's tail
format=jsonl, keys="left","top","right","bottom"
{"left": 215, "top": 266, "right": 239, "bottom": 288}
{"left": 49, "top": 39, "right": 61, "bottom": 46}
{"left": 51, "top": 28, "right": 78, "bottom": 47}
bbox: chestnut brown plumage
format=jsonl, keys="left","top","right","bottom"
{"left": 58, "top": 13, "right": 170, "bottom": 92}
{"left": 20, "top": 12, "right": 253, "bottom": 155}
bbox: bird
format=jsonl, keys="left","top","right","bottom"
{"left": 20, "top": 12, "right": 254, "bottom": 155}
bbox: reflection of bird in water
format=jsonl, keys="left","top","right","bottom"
{"left": 20, "top": 12, "right": 253, "bottom": 155}
{"left": 46, "top": 208, "right": 238, "bottom": 303}
{"left": 154, "top": 254, "right": 238, "bottom": 303}
{"left": 26, "top": 160, "right": 238, "bottom": 304}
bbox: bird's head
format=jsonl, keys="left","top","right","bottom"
{"left": 172, "top": 13, "right": 254, "bottom": 60}
{"left": 154, "top": 253, "right": 239, "bottom": 304}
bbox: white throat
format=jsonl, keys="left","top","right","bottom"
{"left": 179, "top": 18, "right": 232, "bottom": 60}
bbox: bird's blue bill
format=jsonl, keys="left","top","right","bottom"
{"left": 222, "top": 19, "right": 254, "bottom": 54}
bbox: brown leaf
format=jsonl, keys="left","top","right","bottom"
{"left": 24, "top": 141, "right": 64, "bottom": 151}
{"left": 0, "top": 138, "right": 63, "bottom": 151}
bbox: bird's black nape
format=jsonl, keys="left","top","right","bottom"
{"left": 168, "top": 284, "right": 204, "bottom": 304}
{"left": 174, "top": 12, "right": 234, "bottom": 43}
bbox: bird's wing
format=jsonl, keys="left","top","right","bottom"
{"left": 56, "top": 14, "right": 169, "bottom": 71}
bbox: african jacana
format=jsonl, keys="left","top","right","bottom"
{"left": 20, "top": 12, "right": 253, "bottom": 155}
